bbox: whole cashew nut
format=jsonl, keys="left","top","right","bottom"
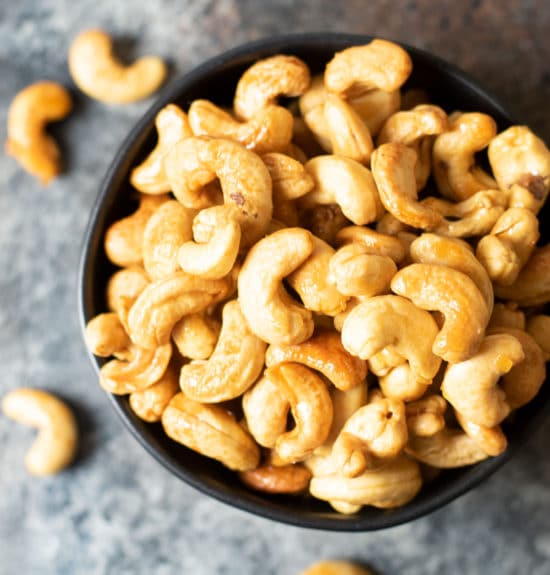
{"left": 106, "top": 266, "right": 150, "bottom": 329}
{"left": 335, "top": 225, "right": 406, "bottom": 264}
{"left": 298, "top": 75, "right": 333, "bottom": 152}
{"left": 406, "top": 395, "right": 447, "bottom": 437}
{"left": 261, "top": 152, "right": 314, "bottom": 200}
{"left": 171, "top": 312, "right": 221, "bottom": 360}
{"left": 239, "top": 462, "right": 312, "bottom": 494}
{"left": 300, "top": 561, "right": 373, "bottom": 575}
{"left": 526, "top": 315, "right": 550, "bottom": 361}
{"left": 128, "top": 364, "right": 179, "bottom": 422}
{"left": 5, "top": 81, "right": 72, "bottom": 185}
{"left": 84, "top": 312, "right": 131, "bottom": 359}
{"left": 68, "top": 29, "right": 167, "bottom": 103}
{"left": 346, "top": 88, "right": 401, "bottom": 137}
{"left": 454, "top": 410, "right": 507, "bottom": 457}
{"left": 378, "top": 362, "right": 436, "bottom": 402}
{"left": 2, "top": 388, "right": 78, "bottom": 476}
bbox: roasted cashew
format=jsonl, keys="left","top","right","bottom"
{"left": 379, "top": 363, "right": 436, "bottom": 402}
{"left": 84, "top": 312, "right": 131, "bottom": 359}
{"left": 301, "top": 155, "right": 384, "bottom": 225}
{"left": 179, "top": 300, "right": 266, "bottom": 403}
{"left": 238, "top": 228, "right": 314, "bottom": 345}
{"left": 2, "top": 388, "right": 78, "bottom": 476}
{"left": 335, "top": 225, "right": 406, "bottom": 264}
{"left": 324, "top": 39, "right": 412, "bottom": 96}
{"left": 162, "top": 392, "right": 260, "bottom": 471}
{"left": 347, "top": 88, "right": 401, "bottom": 137}
{"left": 106, "top": 266, "right": 150, "bottom": 329}
{"left": 265, "top": 330, "right": 367, "bottom": 391}
{"left": 171, "top": 312, "right": 221, "bottom": 360}
{"left": 406, "top": 395, "right": 447, "bottom": 437}
{"left": 391, "top": 263, "right": 490, "bottom": 362}
{"left": 128, "top": 364, "right": 179, "bottom": 422}
{"left": 130, "top": 104, "right": 192, "bottom": 193}
{"left": 300, "top": 560, "right": 372, "bottom": 575}
{"left": 234, "top": 54, "right": 311, "bottom": 120}
{"left": 454, "top": 411, "right": 507, "bottom": 457}
{"left": 104, "top": 194, "right": 169, "bottom": 267}
{"left": 299, "top": 204, "right": 350, "bottom": 245}
{"left": 261, "top": 152, "right": 314, "bottom": 200}
{"left": 371, "top": 143, "right": 442, "bottom": 229}
{"left": 164, "top": 136, "right": 272, "bottom": 247}
{"left": 68, "top": 29, "right": 167, "bottom": 103}
{"left": 298, "top": 75, "right": 333, "bottom": 152}
{"left": 188, "top": 99, "right": 294, "bottom": 154}
{"left": 526, "top": 315, "right": 550, "bottom": 361}
{"left": 239, "top": 462, "right": 312, "bottom": 494}
{"left": 5, "top": 81, "right": 72, "bottom": 185}
{"left": 375, "top": 212, "right": 410, "bottom": 236}
{"left": 476, "top": 207, "right": 539, "bottom": 286}
{"left": 488, "top": 302, "right": 526, "bottom": 331}
{"left": 432, "top": 112, "right": 497, "bottom": 201}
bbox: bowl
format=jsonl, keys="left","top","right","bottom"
{"left": 79, "top": 33, "right": 550, "bottom": 531}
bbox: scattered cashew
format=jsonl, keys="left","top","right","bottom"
{"left": 239, "top": 463, "right": 312, "bottom": 494}
{"left": 526, "top": 315, "right": 550, "bottom": 361}
{"left": 406, "top": 395, "right": 447, "bottom": 437}
{"left": 300, "top": 560, "right": 373, "bottom": 575}
{"left": 129, "top": 364, "right": 179, "bottom": 422}
{"left": 172, "top": 312, "right": 221, "bottom": 360}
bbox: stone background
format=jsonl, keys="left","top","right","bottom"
{"left": 0, "top": 1, "right": 549, "bottom": 574}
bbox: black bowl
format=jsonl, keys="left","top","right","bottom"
{"left": 79, "top": 33, "right": 550, "bottom": 531}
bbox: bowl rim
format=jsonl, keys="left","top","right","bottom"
{"left": 78, "top": 32, "right": 547, "bottom": 531}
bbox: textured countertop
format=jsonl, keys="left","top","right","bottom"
{"left": 1, "top": 1, "right": 549, "bottom": 574}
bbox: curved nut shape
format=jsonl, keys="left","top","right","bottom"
{"left": 454, "top": 411, "right": 507, "bottom": 457}
{"left": 177, "top": 206, "right": 241, "bottom": 279}
{"left": 391, "top": 263, "right": 490, "bottom": 362}
{"left": 341, "top": 295, "right": 441, "bottom": 382}
{"left": 2, "top": 388, "right": 78, "bottom": 476}
{"left": 300, "top": 204, "right": 350, "bottom": 245}
{"left": 106, "top": 266, "right": 150, "bottom": 328}
{"left": 172, "top": 312, "right": 221, "bottom": 360}
{"left": 127, "top": 271, "right": 232, "bottom": 349}
{"left": 179, "top": 300, "right": 266, "bottom": 403}
{"left": 68, "top": 29, "right": 166, "bottom": 103}
{"left": 406, "top": 395, "right": 447, "bottom": 437}
{"left": 162, "top": 392, "right": 260, "bottom": 471}
{"left": 476, "top": 207, "right": 539, "bottom": 286}
{"left": 188, "top": 100, "right": 293, "bottom": 154}
{"left": 347, "top": 88, "right": 401, "bottom": 137}
{"left": 234, "top": 54, "right": 310, "bottom": 120}
{"left": 262, "top": 152, "right": 314, "bottom": 200}
{"left": 526, "top": 315, "right": 550, "bottom": 361}
{"left": 324, "top": 39, "right": 412, "bottom": 96}
{"left": 299, "top": 75, "right": 333, "bottom": 152}
{"left": 143, "top": 200, "right": 196, "bottom": 281}
{"left": 265, "top": 330, "right": 367, "bottom": 391}
{"left": 5, "top": 81, "right": 72, "bottom": 185}
{"left": 164, "top": 136, "right": 272, "bottom": 247}
{"left": 104, "top": 194, "right": 169, "bottom": 267}
{"left": 441, "top": 334, "right": 524, "bottom": 427}
{"left": 238, "top": 228, "right": 315, "bottom": 345}
{"left": 239, "top": 463, "right": 311, "bottom": 494}
{"left": 335, "top": 225, "right": 406, "bottom": 263}
{"left": 432, "top": 112, "right": 497, "bottom": 201}
{"left": 129, "top": 364, "right": 179, "bottom": 422}
{"left": 488, "top": 302, "right": 526, "bottom": 331}
{"left": 379, "top": 363, "right": 434, "bottom": 402}
{"left": 301, "top": 155, "right": 384, "bottom": 225}
{"left": 371, "top": 143, "right": 442, "bottom": 229}
{"left": 84, "top": 312, "right": 131, "bottom": 358}
{"left": 130, "top": 104, "right": 192, "bottom": 194}
{"left": 300, "top": 560, "right": 372, "bottom": 575}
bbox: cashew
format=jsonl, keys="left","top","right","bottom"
{"left": 84, "top": 312, "right": 131, "bottom": 358}
{"left": 301, "top": 155, "right": 384, "bottom": 225}
{"left": 379, "top": 363, "right": 436, "bottom": 402}
{"left": 162, "top": 392, "right": 260, "bottom": 471}
{"left": 239, "top": 463, "right": 312, "bottom": 494}
{"left": 406, "top": 395, "right": 447, "bottom": 437}
{"left": 164, "top": 136, "right": 272, "bottom": 247}
{"left": 375, "top": 212, "right": 410, "bottom": 236}
{"left": 300, "top": 561, "right": 372, "bottom": 575}
{"left": 104, "top": 194, "right": 169, "bottom": 267}
{"left": 371, "top": 143, "right": 442, "bottom": 229}
{"left": 5, "top": 81, "right": 72, "bottom": 185}
{"left": 488, "top": 302, "right": 526, "bottom": 331}
{"left": 347, "top": 88, "right": 401, "bottom": 136}
{"left": 179, "top": 300, "right": 266, "bottom": 402}
{"left": 261, "top": 152, "right": 314, "bottom": 200}
{"left": 128, "top": 364, "right": 179, "bottom": 422}
{"left": 234, "top": 54, "right": 311, "bottom": 120}
{"left": 2, "top": 388, "right": 78, "bottom": 476}
{"left": 105, "top": 266, "right": 150, "bottom": 329}
{"left": 526, "top": 315, "right": 550, "bottom": 361}
{"left": 171, "top": 312, "right": 221, "bottom": 360}
{"left": 476, "top": 207, "right": 539, "bottom": 286}
{"left": 299, "top": 75, "right": 333, "bottom": 152}
{"left": 265, "top": 330, "right": 367, "bottom": 391}
{"left": 391, "top": 263, "right": 490, "bottom": 362}
{"left": 454, "top": 411, "right": 507, "bottom": 457}
{"left": 238, "top": 228, "right": 315, "bottom": 345}
{"left": 299, "top": 203, "right": 350, "bottom": 245}
{"left": 68, "top": 29, "right": 167, "bottom": 103}
{"left": 335, "top": 225, "right": 406, "bottom": 264}
{"left": 432, "top": 112, "right": 497, "bottom": 201}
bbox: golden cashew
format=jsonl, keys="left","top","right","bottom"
{"left": 5, "top": 81, "right": 72, "bottom": 185}
{"left": 299, "top": 204, "right": 350, "bottom": 245}
{"left": 130, "top": 104, "right": 192, "bottom": 193}
{"left": 179, "top": 300, "right": 266, "bottom": 402}
{"left": 164, "top": 136, "right": 272, "bottom": 247}
{"left": 287, "top": 237, "right": 348, "bottom": 316}
{"left": 371, "top": 143, "right": 442, "bottom": 229}
{"left": 432, "top": 112, "right": 497, "bottom": 201}
{"left": 84, "top": 312, "right": 131, "bottom": 358}
{"left": 106, "top": 266, "right": 150, "bottom": 329}
{"left": 127, "top": 271, "right": 233, "bottom": 349}
{"left": 239, "top": 463, "right": 312, "bottom": 494}
{"left": 234, "top": 54, "right": 311, "bottom": 120}
{"left": 324, "top": 39, "right": 412, "bottom": 96}
{"left": 378, "top": 363, "right": 435, "bottom": 402}
{"left": 265, "top": 330, "right": 367, "bottom": 391}
{"left": 2, "top": 388, "right": 78, "bottom": 476}
{"left": 406, "top": 395, "right": 447, "bottom": 437}
{"left": 375, "top": 212, "right": 410, "bottom": 236}
{"left": 300, "top": 560, "right": 372, "bottom": 575}
{"left": 476, "top": 207, "right": 539, "bottom": 286}
{"left": 488, "top": 302, "right": 526, "bottom": 331}
{"left": 128, "top": 364, "right": 179, "bottom": 422}
{"left": 335, "top": 225, "right": 406, "bottom": 264}
{"left": 347, "top": 88, "right": 401, "bottom": 136}
{"left": 454, "top": 411, "right": 507, "bottom": 457}
{"left": 177, "top": 206, "right": 241, "bottom": 279}
{"left": 299, "top": 75, "right": 333, "bottom": 152}
{"left": 526, "top": 315, "right": 550, "bottom": 361}
{"left": 142, "top": 200, "right": 196, "bottom": 281}
{"left": 188, "top": 99, "right": 294, "bottom": 154}
{"left": 301, "top": 155, "right": 384, "bottom": 225}
{"left": 238, "top": 228, "right": 315, "bottom": 345}
{"left": 162, "top": 392, "right": 260, "bottom": 471}
{"left": 104, "top": 194, "right": 169, "bottom": 267}
{"left": 441, "top": 334, "right": 524, "bottom": 427}
{"left": 171, "top": 312, "right": 221, "bottom": 360}
{"left": 261, "top": 152, "right": 314, "bottom": 200}
{"left": 68, "top": 29, "right": 167, "bottom": 103}
{"left": 391, "top": 263, "right": 490, "bottom": 362}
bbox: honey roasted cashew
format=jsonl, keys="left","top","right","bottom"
{"left": 238, "top": 228, "right": 315, "bottom": 345}
{"left": 432, "top": 112, "right": 497, "bottom": 201}
{"left": 179, "top": 300, "right": 266, "bottom": 403}
{"left": 239, "top": 462, "right": 312, "bottom": 494}
{"left": 68, "top": 29, "right": 167, "bottom": 103}
{"left": 129, "top": 364, "right": 179, "bottom": 422}
{"left": 391, "top": 263, "right": 490, "bottom": 363}
{"left": 526, "top": 315, "right": 550, "bottom": 361}
{"left": 2, "top": 388, "right": 78, "bottom": 476}
{"left": 84, "top": 312, "right": 131, "bottom": 359}
{"left": 335, "top": 225, "right": 406, "bottom": 264}
{"left": 5, "top": 81, "right": 72, "bottom": 185}
{"left": 171, "top": 312, "right": 221, "bottom": 360}
{"left": 299, "top": 204, "right": 350, "bottom": 245}
{"left": 454, "top": 410, "right": 507, "bottom": 457}
{"left": 488, "top": 302, "right": 526, "bottom": 331}
{"left": 406, "top": 395, "right": 447, "bottom": 437}
{"left": 162, "top": 392, "right": 260, "bottom": 471}
{"left": 130, "top": 104, "right": 193, "bottom": 194}
{"left": 164, "top": 136, "right": 272, "bottom": 247}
